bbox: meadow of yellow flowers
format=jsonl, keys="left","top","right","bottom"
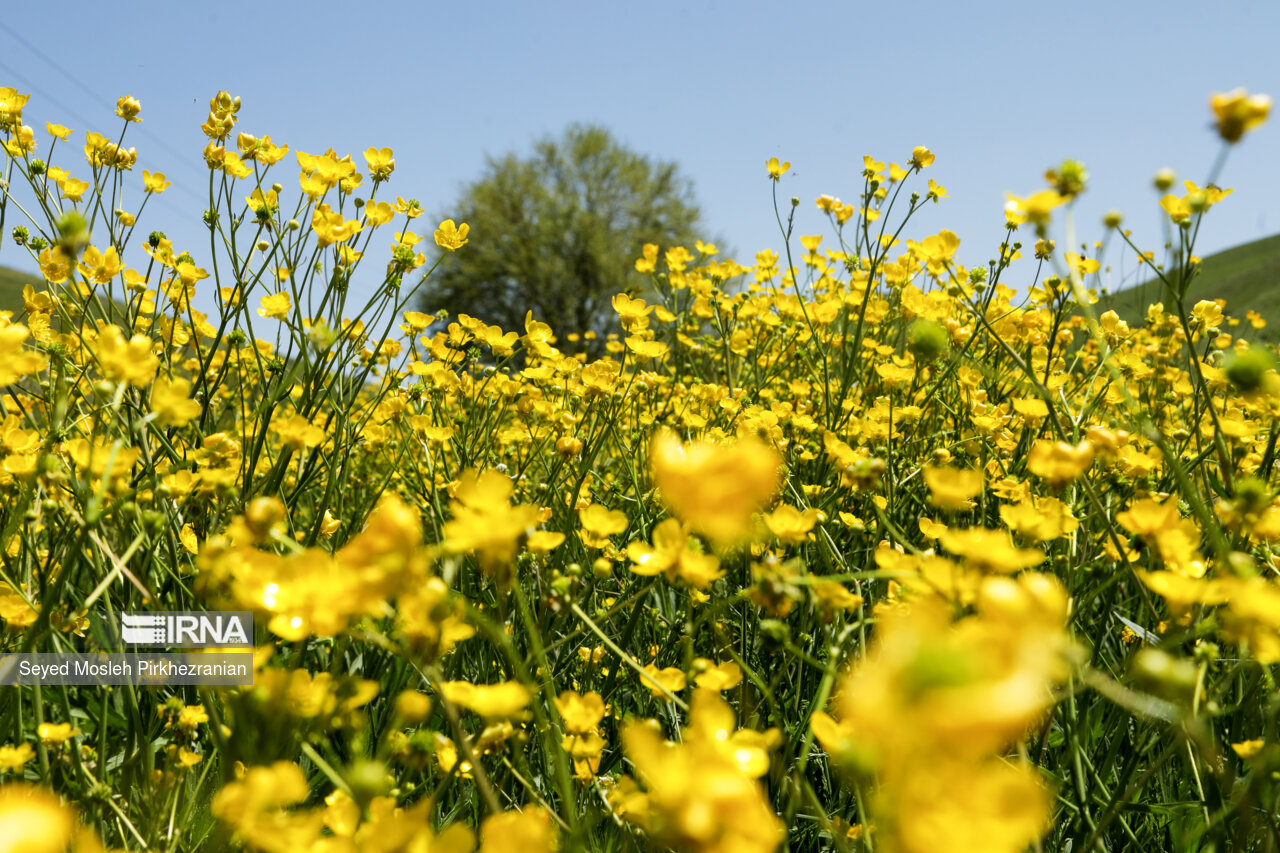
{"left": 0, "top": 84, "right": 1275, "bottom": 851}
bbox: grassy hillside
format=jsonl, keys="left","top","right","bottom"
{"left": 1102, "top": 233, "right": 1280, "bottom": 344}
{"left": 0, "top": 262, "right": 38, "bottom": 315}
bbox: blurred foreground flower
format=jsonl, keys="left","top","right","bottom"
{"left": 812, "top": 573, "right": 1074, "bottom": 853}
{"left": 1211, "top": 88, "right": 1271, "bottom": 142}
{"left": 649, "top": 429, "right": 781, "bottom": 547}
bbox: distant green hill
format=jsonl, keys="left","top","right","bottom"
{"left": 0, "top": 263, "right": 39, "bottom": 315}
{"left": 1102, "top": 233, "right": 1280, "bottom": 344}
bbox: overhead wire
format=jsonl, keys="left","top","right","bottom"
{"left": 0, "top": 23, "right": 210, "bottom": 215}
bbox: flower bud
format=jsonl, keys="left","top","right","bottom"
{"left": 907, "top": 319, "right": 949, "bottom": 362}
{"left": 55, "top": 210, "right": 90, "bottom": 255}
{"left": 1224, "top": 348, "right": 1274, "bottom": 392}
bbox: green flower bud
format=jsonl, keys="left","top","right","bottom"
{"left": 907, "top": 319, "right": 950, "bottom": 362}
{"left": 55, "top": 210, "right": 90, "bottom": 255}
{"left": 1047, "top": 159, "right": 1088, "bottom": 197}
{"left": 1224, "top": 348, "right": 1274, "bottom": 392}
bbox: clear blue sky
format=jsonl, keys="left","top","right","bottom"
{"left": 1, "top": 0, "right": 1276, "bottom": 312}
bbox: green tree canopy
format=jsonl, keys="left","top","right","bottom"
{"left": 422, "top": 124, "right": 704, "bottom": 347}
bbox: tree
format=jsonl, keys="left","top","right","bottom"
{"left": 421, "top": 124, "right": 704, "bottom": 347}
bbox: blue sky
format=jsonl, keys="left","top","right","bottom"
{"left": 1, "top": 0, "right": 1276, "bottom": 312}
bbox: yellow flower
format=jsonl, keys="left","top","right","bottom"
{"left": 579, "top": 503, "right": 628, "bottom": 548}
{"left": 272, "top": 413, "right": 325, "bottom": 450}
{"left": 1004, "top": 190, "right": 1064, "bottom": 226}
{"left": 1026, "top": 439, "right": 1094, "bottom": 486}
{"left": 1159, "top": 193, "right": 1191, "bottom": 224}
{"left": 0, "top": 783, "right": 75, "bottom": 852}
{"left": 999, "top": 496, "right": 1078, "bottom": 542}
{"left": 403, "top": 310, "right": 433, "bottom": 331}
{"left": 442, "top": 468, "right": 541, "bottom": 572}
{"left": 212, "top": 761, "right": 322, "bottom": 851}
{"left": 246, "top": 187, "right": 278, "bottom": 219}
{"left": 626, "top": 518, "right": 723, "bottom": 588}
{"left": 693, "top": 660, "right": 743, "bottom": 692}
{"left": 363, "top": 146, "right": 395, "bottom": 181}
{"left": 258, "top": 291, "right": 292, "bottom": 320}
{"left": 1232, "top": 739, "right": 1266, "bottom": 760}
{"left": 37, "top": 722, "right": 80, "bottom": 745}
{"left": 626, "top": 336, "right": 668, "bottom": 360}
{"left": 525, "top": 530, "right": 564, "bottom": 553}
{"left": 813, "top": 577, "right": 1069, "bottom": 852}
{"left": 910, "top": 146, "right": 935, "bottom": 169}
{"left": 173, "top": 746, "right": 203, "bottom": 767}
{"left": 635, "top": 243, "right": 659, "bottom": 273}
{"left": 810, "top": 581, "right": 864, "bottom": 617}
{"left": 648, "top": 429, "right": 781, "bottom": 547}
{"left": 555, "top": 690, "right": 606, "bottom": 734}
{"left": 78, "top": 245, "right": 122, "bottom": 284}
{"left": 45, "top": 121, "right": 72, "bottom": 140}
{"left": 1117, "top": 498, "right": 1183, "bottom": 538}
{"left": 364, "top": 199, "right": 394, "bottom": 226}
{"left": 612, "top": 292, "right": 653, "bottom": 324}
{"left": 0, "top": 320, "right": 45, "bottom": 386}
{"left": 0, "top": 87, "right": 30, "bottom": 130}
{"left": 874, "top": 362, "right": 913, "bottom": 386}
{"left": 150, "top": 374, "right": 202, "bottom": 427}
{"left": 1012, "top": 397, "right": 1049, "bottom": 421}
{"left": 115, "top": 95, "right": 142, "bottom": 122}
{"left": 881, "top": 758, "right": 1051, "bottom": 853}
{"left": 397, "top": 577, "right": 475, "bottom": 660}
{"left": 923, "top": 466, "right": 984, "bottom": 511}
{"left": 393, "top": 196, "right": 423, "bottom": 218}
{"left": 480, "top": 807, "right": 556, "bottom": 853}
{"left": 1064, "top": 250, "right": 1100, "bottom": 277}
{"left": 58, "top": 176, "right": 91, "bottom": 203}
{"left": 641, "top": 664, "right": 687, "bottom": 699}
{"left": 319, "top": 511, "right": 342, "bottom": 537}
{"left": 1211, "top": 88, "right": 1271, "bottom": 142}
{"left": 179, "top": 523, "right": 199, "bottom": 555}
{"left": 620, "top": 690, "right": 785, "bottom": 853}
{"left": 439, "top": 681, "right": 531, "bottom": 721}
{"left": 311, "top": 203, "right": 363, "bottom": 247}
{"left": 763, "top": 504, "right": 821, "bottom": 545}
{"left": 765, "top": 156, "right": 790, "bottom": 181}
{"left": 434, "top": 219, "right": 470, "bottom": 250}
{"left": 96, "top": 325, "right": 159, "bottom": 387}
{"left": 938, "top": 527, "right": 1043, "bottom": 574}
{"left": 0, "top": 743, "right": 33, "bottom": 773}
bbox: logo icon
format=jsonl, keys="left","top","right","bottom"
{"left": 120, "top": 613, "right": 166, "bottom": 644}
{"left": 119, "top": 611, "right": 252, "bottom": 648}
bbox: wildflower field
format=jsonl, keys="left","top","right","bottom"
{"left": 0, "top": 85, "right": 1277, "bottom": 852}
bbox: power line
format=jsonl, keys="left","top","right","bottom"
{"left": 0, "top": 20, "right": 204, "bottom": 182}
{"left": 0, "top": 33, "right": 207, "bottom": 211}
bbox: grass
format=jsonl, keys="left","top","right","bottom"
{"left": 0, "top": 262, "right": 39, "bottom": 313}
{"left": 1103, "top": 232, "right": 1280, "bottom": 343}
